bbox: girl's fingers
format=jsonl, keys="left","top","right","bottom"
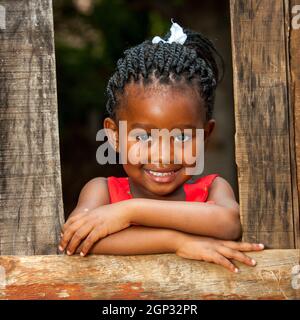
{"left": 62, "top": 211, "right": 89, "bottom": 233}
{"left": 209, "top": 251, "right": 238, "bottom": 273}
{"left": 80, "top": 226, "right": 107, "bottom": 256}
{"left": 217, "top": 246, "right": 256, "bottom": 267}
{"left": 65, "top": 222, "right": 94, "bottom": 255}
{"left": 59, "top": 218, "right": 88, "bottom": 252}
{"left": 220, "top": 240, "right": 264, "bottom": 252}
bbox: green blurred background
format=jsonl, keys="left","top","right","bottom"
{"left": 53, "top": 0, "right": 237, "bottom": 218}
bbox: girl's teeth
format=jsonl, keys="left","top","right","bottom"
{"left": 148, "top": 170, "right": 174, "bottom": 176}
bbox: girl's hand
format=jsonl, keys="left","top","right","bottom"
{"left": 59, "top": 202, "right": 131, "bottom": 256}
{"left": 175, "top": 234, "right": 264, "bottom": 273}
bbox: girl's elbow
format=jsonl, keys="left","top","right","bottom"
{"left": 230, "top": 220, "right": 243, "bottom": 241}
{"left": 222, "top": 209, "right": 243, "bottom": 240}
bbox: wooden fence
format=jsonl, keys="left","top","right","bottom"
{"left": 0, "top": 0, "right": 299, "bottom": 299}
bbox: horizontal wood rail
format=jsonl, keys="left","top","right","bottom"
{"left": 0, "top": 250, "right": 299, "bottom": 300}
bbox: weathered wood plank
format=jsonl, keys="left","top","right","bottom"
{"left": 230, "top": 0, "right": 297, "bottom": 248}
{"left": 0, "top": 0, "right": 64, "bottom": 254}
{"left": 289, "top": 0, "right": 300, "bottom": 249}
{"left": 0, "top": 250, "right": 299, "bottom": 299}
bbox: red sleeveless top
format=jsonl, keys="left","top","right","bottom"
{"left": 107, "top": 174, "right": 219, "bottom": 204}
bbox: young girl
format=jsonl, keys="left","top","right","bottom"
{"left": 58, "top": 21, "right": 264, "bottom": 273}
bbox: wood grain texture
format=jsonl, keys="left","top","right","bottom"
{"left": 0, "top": 250, "right": 299, "bottom": 300}
{"left": 230, "top": 0, "right": 298, "bottom": 248}
{"left": 289, "top": 0, "right": 300, "bottom": 249}
{"left": 0, "top": 0, "right": 64, "bottom": 254}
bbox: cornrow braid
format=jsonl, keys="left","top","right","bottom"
{"left": 105, "top": 27, "right": 224, "bottom": 122}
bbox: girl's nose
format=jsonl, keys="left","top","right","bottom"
{"left": 147, "top": 140, "right": 174, "bottom": 165}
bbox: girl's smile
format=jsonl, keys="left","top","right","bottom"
{"left": 104, "top": 80, "right": 215, "bottom": 199}
{"left": 143, "top": 166, "right": 182, "bottom": 184}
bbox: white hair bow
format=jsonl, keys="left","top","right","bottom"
{"left": 152, "top": 20, "right": 187, "bottom": 45}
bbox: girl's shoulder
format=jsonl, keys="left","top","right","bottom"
{"left": 189, "top": 173, "right": 220, "bottom": 187}
{"left": 194, "top": 174, "right": 234, "bottom": 193}
{"left": 205, "top": 175, "right": 231, "bottom": 190}
{"left": 85, "top": 176, "right": 108, "bottom": 187}
{"left": 205, "top": 174, "right": 238, "bottom": 205}
{"left": 78, "top": 177, "right": 110, "bottom": 207}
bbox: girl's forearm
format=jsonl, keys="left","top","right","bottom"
{"left": 126, "top": 198, "right": 241, "bottom": 240}
{"left": 75, "top": 226, "right": 182, "bottom": 255}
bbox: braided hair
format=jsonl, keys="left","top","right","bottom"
{"left": 105, "top": 26, "right": 224, "bottom": 122}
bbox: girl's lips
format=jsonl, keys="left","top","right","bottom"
{"left": 144, "top": 168, "right": 181, "bottom": 183}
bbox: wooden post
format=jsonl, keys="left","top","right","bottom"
{"left": 289, "top": 0, "right": 300, "bottom": 249}
{"left": 230, "top": 0, "right": 300, "bottom": 248}
{"left": 0, "top": 0, "right": 64, "bottom": 255}
{"left": 0, "top": 250, "right": 299, "bottom": 299}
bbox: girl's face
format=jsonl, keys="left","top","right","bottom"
{"left": 104, "top": 81, "right": 215, "bottom": 197}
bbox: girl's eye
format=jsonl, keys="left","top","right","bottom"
{"left": 175, "top": 133, "right": 192, "bottom": 142}
{"left": 136, "top": 133, "right": 152, "bottom": 142}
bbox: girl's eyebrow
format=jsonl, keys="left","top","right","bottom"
{"left": 131, "top": 123, "right": 197, "bottom": 129}
{"left": 131, "top": 123, "right": 154, "bottom": 128}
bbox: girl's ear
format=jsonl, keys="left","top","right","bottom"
{"left": 204, "top": 119, "right": 215, "bottom": 141}
{"left": 103, "top": 117, "right": 119, "bottom": 152}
